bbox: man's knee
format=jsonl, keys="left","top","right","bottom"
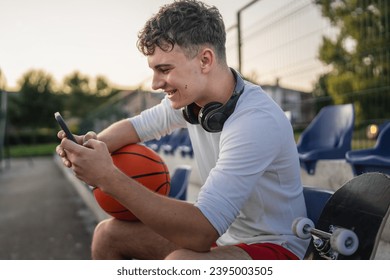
{"left": 164, "top": 248, "right": 207, "bottom": 260}
{"left": 165, "top": 249, "right": 191, "bottom": 260}
{"left": 91, "top": 219, "right": 119, "bottom": 259}
{"left": 93, "top": 219, "right": 113, "bottom": 242}
{"left": 165, "top": 246, "right": 253, "bottom": 260}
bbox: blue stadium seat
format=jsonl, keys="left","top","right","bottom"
{"left": 161, "top": 128, "right": 189, "bottom": 155}
{"left": 297, "top": 104, "right": 355, "bottom": 175}
{"left": 303, "top": 187, "right": 333, "bottom": 225}
{"left": 346, "top": 122, "right": 390, "bottom": 176}
{"left": 169, "top": 165, "right": 192, "bottom": 201}
{"left": 178, "top": 133, "right": 193, "bottom": 158}
{"left": 144, "top": 134, "right": 171, "bottom": 153}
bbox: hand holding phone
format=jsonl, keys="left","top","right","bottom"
{"left": 54, "top": 112, "right": 77, "bottom": 143}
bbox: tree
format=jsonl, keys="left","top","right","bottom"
{"left": 62, "top": 71, "right": 93, "bottom": 118}
{"left": 95, "top": 75, "right": 114, "bottom": 97}
{"left": 8, "top": 69, "right": 63, "bottom": 143}
{"left": 315, "top": 0, "right": 389, "bottom": 121}
{"left": 61, "top": 72, "right": 116, "bottom": 119}
{"left": 13, "top": 70, "right": 61, "bottom": 128}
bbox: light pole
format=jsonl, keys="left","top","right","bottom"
{"left": 237, "top": 0, "right": 260, "bottom": 72}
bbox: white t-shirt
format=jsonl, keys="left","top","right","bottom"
{"left": 130, "top": 80, "right": 309, "bottom": 259}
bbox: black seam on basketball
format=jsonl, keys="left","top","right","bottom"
{"left": 155, "top": 181, "right": 170, "bottom": 193}
{"left": 131, "top": 171, "right": 169, "bottom": 179}
{"left": 111, "top": 151, "right": 164, "bottom": 164}
{"left": 163, "top": 163, "right": 170, "bottom": 185}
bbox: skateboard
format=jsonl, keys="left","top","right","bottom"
{"left": 292, "top": 172, "right": 390, "bottom": 260}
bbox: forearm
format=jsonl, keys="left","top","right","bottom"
{"left": 63, "top": 132, "right": 217, "bottom": 251}
{"left": 97, "top": 119, "right": 140, "bottom": 153}
{"left": 104, "top": 169, "right": 219, "bottom": 252}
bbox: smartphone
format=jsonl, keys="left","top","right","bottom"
{"left": 54, "top": 112, "right": 77, "bottom": 143}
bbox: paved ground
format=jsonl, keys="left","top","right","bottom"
{"left": 0, "top": 157, "right": 97, "bottom": 260}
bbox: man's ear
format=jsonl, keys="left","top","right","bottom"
{"left": 199, "top": 48, "right": 214, "bottom": 73}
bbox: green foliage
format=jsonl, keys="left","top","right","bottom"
{"left": 7, "top": 70, "right": 63, "bottom": 144}
{"left": 9, "top": 143, "right": 58, "bottom": 158}
{"left": 60, "top": 71, "right": 120, "bottom": 120}
{"left": 314, "top": 0, "right": 390, "bottom": 121}
{"left": 7, "top": 69, "right": 121, "bottom": 145}
{"left": 15, "top": 70, "right": 62, "bottom": 127}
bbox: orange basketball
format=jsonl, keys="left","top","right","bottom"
{"left": 93, "top": 143, "right": 170, "bottom": 221}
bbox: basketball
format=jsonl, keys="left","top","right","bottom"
{"left": 93, "top": 143, "right": 170, "bottom": 221}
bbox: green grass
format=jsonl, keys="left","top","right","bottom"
{"left": 8, "top": 143, "right": 59, "bottom": 158}
{"left": 6, "top": 134, "right": 375, "bottom": 159}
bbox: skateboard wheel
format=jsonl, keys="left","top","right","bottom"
{"left": 292, "top": 217, "right": 314, "bottom": 239}
{"left": 330, "top": 228, "right": 359, "bottom": 256}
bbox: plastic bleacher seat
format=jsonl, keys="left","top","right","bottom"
{"left": 144, "top": 134, "right": 171, "bottom": 153}
{"left": 169, "top": 165, "right": 192, "bottom": 201}
{"left": 303, "top": 186, "right": 333, "bottom": 225}
{"left": 161, "top": 128, "right": 189, "bottom": 155}
{"left": 297, "top": 104, "right": 355, "bottom": 175}
{"left": 178, "top": 132, "right": 193, "bottom": 158}
{"left": 346, "top": 122, "right": 390, "bottom": 176}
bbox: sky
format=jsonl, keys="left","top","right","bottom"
{"left": 0, "top": 0, "right": 327, "bottom": 91}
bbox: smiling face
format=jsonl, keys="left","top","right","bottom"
{"left": 138, "top": 1, "right": 228, "bottom": 110}
{"left": 148, "top": 45, "right": 210, "bottom": 110}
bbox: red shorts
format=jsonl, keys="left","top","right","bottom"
{"left": 213, "top": 242, "right": 299, "bottom": 260}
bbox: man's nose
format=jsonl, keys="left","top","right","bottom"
{"left": 151, "top": 74, "right": 166, "bottom": 91}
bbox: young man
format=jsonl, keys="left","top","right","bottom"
{"left": 56, "top": 0, "right": 309, "bottom": 260}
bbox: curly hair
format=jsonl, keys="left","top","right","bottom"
{"left": 137, "top": 0, "right": 226, "bottom": 63}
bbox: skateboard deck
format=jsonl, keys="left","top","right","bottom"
{"left": 296, "top": 172, "right": 390, "bottom": 260}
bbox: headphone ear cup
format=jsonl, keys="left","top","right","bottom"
{"left": 182, "top": 103, "right": 201, "bottom": 124}
{"left": 199, "top": 102, "right": 224, "bottom": 132}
